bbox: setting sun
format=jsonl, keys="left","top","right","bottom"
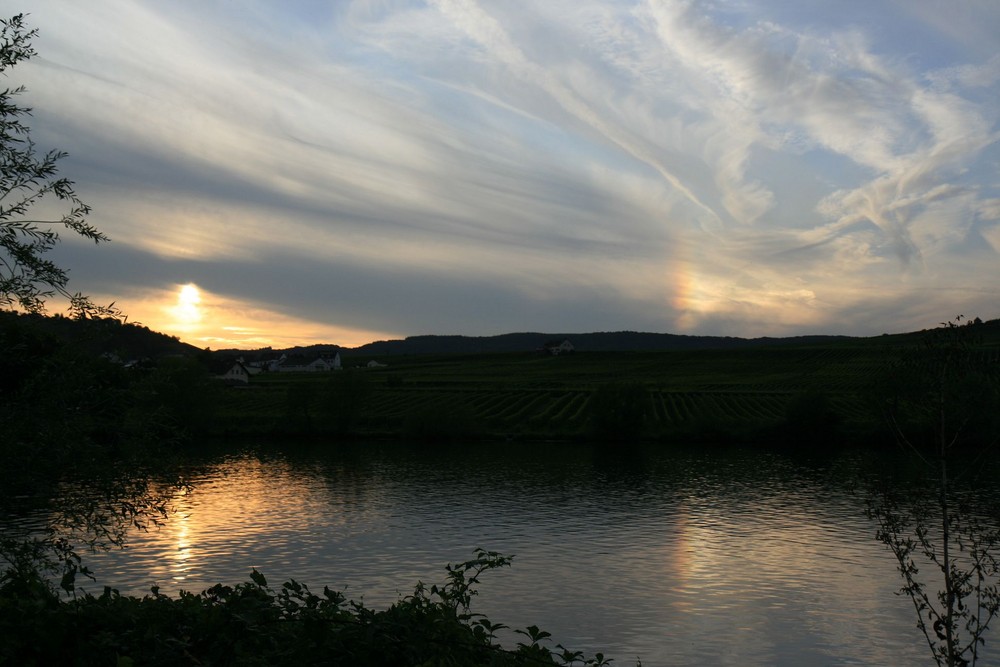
{"left": 169, "top": 283, "right": 203, "bottom": 329}
{"left": 96, "top": 283, "right": 396, "bottom": 349}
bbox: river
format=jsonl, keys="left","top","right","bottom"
{"left": 35, "top": 441, "right": 1000, "bottom": 665}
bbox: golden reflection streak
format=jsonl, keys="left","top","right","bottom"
{"left": 666, "top": 493, "right": 902, "bottom": 659}
{"left": 136, "top": 457, "right": 367, "bottom": 593}
{"left": 172, "top": 509, "right": 192, "bottom": 583}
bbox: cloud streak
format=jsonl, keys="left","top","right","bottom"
{"left": 14, "top": 0, "right": 1000, "bottom": 346}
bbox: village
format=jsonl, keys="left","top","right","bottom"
{"left": 218, "top": 352, "right": 387, "bottom": 384}
{"left": 216, "top": 339, "right": 576, "bottom": 384}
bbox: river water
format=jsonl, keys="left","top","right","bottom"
{"left": 36, "top": 442, "right": 1000, "bottom": 665}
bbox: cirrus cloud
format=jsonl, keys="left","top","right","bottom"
{"left": 13, "top": 0, "right": 1000, "bottom": 346}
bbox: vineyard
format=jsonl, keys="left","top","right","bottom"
{"left": 209, "top": 336, "right": 961, "bottom": 443}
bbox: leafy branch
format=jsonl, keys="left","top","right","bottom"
{"left": 868, "top": 317, "right": 1000, "bottom": 666}
{"left": 0, "top": 548, "right": 626, "bottom": 666}
{"left": 0, "top": 13, "right": 114, "bottom": 318}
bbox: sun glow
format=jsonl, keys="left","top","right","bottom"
{"left": 99, "top": 284, "right": 397, "bottom": 349}
{"left": 178, "top": 284, "right": 201, "bottom": 320}
{"left": 166, "top": 283, "right": 204, "bottom": 332}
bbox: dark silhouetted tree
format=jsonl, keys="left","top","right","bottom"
{"left": 0, "top": 14, "right": 114, "bottom": 317}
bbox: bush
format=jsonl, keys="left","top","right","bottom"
{"left": 0, "top": 550, "right": 618, "bottom": 666}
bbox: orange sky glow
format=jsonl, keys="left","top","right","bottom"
{"left": 103, "top": 283, "right": 397, "bottom": 349}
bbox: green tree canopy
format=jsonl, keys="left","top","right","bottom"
{"left": 0, "top": 13, "right": 112, "bottom": 317}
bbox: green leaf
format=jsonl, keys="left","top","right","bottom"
{"left": 250, "top": 569, "right": 267, "bottom": 588}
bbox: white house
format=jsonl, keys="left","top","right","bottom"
{"left": 544, "top": 339, "right": 575, "bottom": 355}
{"left": 275, "top": 353, "right": 342, "bottom": 372}
{"left": 266, "top": 354, "right": 287, "bottom": 372}
{"left": 235, "top": 357, "right": 263, "bottom": 375}
{"left": 305, "top": 355, "right": 340, "bottom": 372}
{"left": 220, "top": 362, "right": 251, "bottom": 384}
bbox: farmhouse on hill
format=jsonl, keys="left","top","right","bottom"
{"left": 543, "top": 339, "right": 574, "bottom": 355}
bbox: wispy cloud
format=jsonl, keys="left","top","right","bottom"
{"left": 16, "top": 0, "right": 1000, "bottom": 344}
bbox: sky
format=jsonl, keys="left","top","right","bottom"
{"left": 9, "top": 0, "right": 1000, "bottom": 348}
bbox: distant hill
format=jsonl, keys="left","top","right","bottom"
{"left": 19, "top": 312, "right": 987, "bottom": 362}
{"left": 221, "top": 331, "right": 858, "bottom": 360}
{"left": 1, "top": 311, "right": 201, "bottom": 360}
{"left": 215, "top": 318, "right": 1000, "bottom": 359}
{"left": 349, "top": 317, "right": 1000, "bottom": 356}
{"left": 348, "top": 331, "right": 856, "bottom": 356}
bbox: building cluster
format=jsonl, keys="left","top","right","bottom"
{"left": 220, "top": 352, "right": 342, "bottom": 384}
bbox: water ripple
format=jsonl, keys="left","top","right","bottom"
{"left": 8, "top": 442, "right": 999, "bottom": 666}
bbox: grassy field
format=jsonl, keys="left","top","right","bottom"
{"left": 207, "top": 326, "right": 1000, "bottom": 443}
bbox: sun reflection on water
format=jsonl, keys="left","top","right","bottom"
{"left": 50, "top": 444, "right": 969, "bottom": 667}
{"left": 172, "top": 508, "right": 192, "bottom": 584}
{"left": 116, "top": 455, "right": 369, "bottom": 595}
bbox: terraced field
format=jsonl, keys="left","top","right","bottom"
{"left": 213, "top": 338, "right": 921, "bottom": 441}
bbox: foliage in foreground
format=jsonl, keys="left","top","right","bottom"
{"left": 867, "top": 486, "right": 1000, "bottom": 667}
{"left": 867, "top": 318, "right": 1000, "bottom": 667}
{"left": 0, "top": 549, "right": 620, "bottom": 667}
{"left": 0, "top": 14, "right": 115, "bottom": 318}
